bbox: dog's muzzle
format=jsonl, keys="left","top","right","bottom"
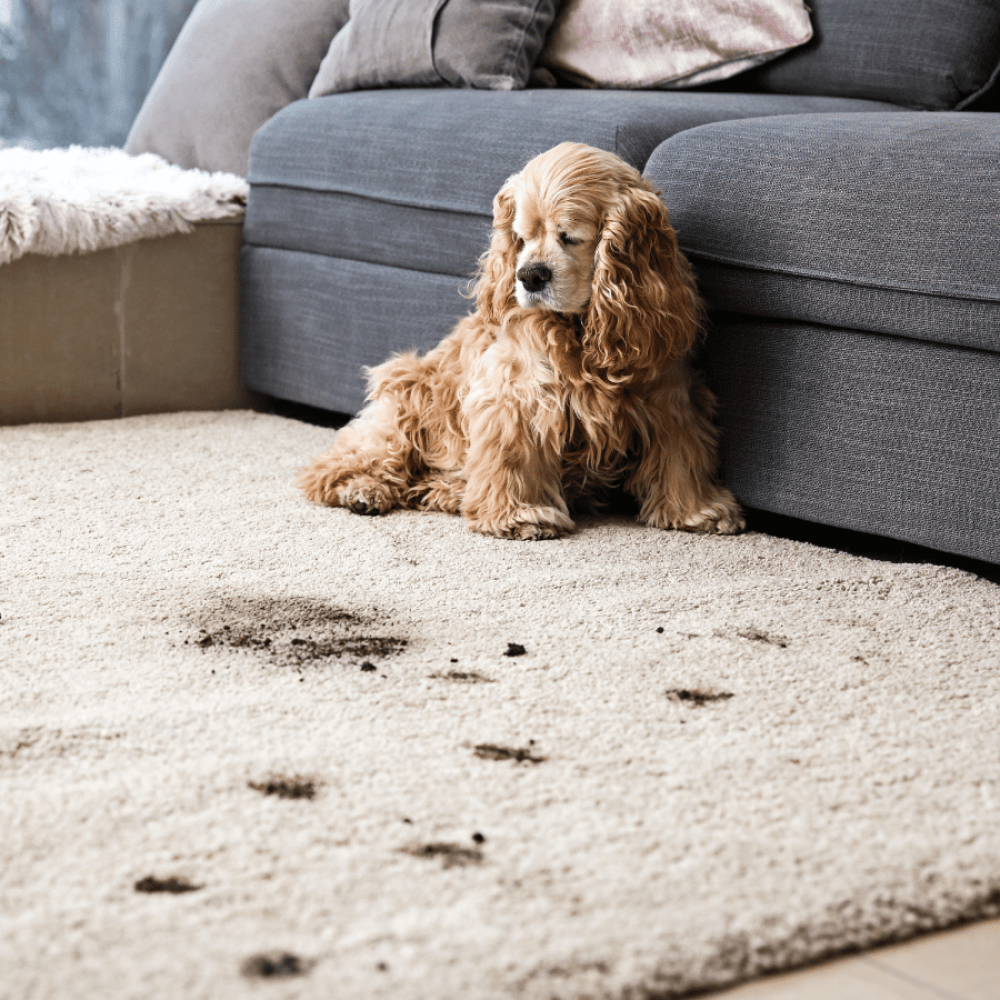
{"left": 517, "top": 262, "right": 552, "bottom": 294}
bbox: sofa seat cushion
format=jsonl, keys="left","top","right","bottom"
{"left": 244, "top": 89, "right": 902, "bottom": 277}
{"left": 645, "top": 112, "right": 1000, "bottom": 354}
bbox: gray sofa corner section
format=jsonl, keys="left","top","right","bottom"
{"left": 644, "top": 112, "right": 1000, "bottom": 564}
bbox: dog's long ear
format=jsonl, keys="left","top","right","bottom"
{"left": 582, "top": 181, "right": 703, "bottom": 382}
{"left": 473, "top": 179, "right": 519, "bottom": 326}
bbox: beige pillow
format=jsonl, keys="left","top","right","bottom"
{"left": 538, "top": 0, "right": 813, "bottom": 89}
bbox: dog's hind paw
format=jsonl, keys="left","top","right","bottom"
{"left": 340, "top": 476, "right": 396, "bottom": 516}
{"left": 644, "top": 491, "right": 745, "bottom": 535}
{"left": 682, "top": 500, "right": 745, "bottom": 535}
{"left": 299, "top": 465, "right": 396, "bottom": 514}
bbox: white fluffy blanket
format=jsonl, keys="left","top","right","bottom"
{"left": 0, "top": 145, "right": 248, "bottom": 266}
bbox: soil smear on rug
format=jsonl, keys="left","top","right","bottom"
{"left": 241, "top": 951, "right": 314, "bottom": 979}
{"left": 2, "top": 727, "right": 123, "bottom": 761}
{"left": 720, "top": 626, "right": 790, "bottom": 648}
{"left": 430, "top": 669, "right": 495, "bottom": 684}
{"left": 178, "top": 594, "right": 407, "bottom": 671}
{"left": 665, "top": 688, "right": 735, "bottom": 707}
{"left": 134, "top": 875, "right": 202, "bottom": 894}
{"left": 400, "top": 841, "right": 485, "bottom": 868}
{"left": 248, "top": 774, "right": 319, "bottom": 800}
{"left": 473, "top": 742, "right": 547, "bottom": 764}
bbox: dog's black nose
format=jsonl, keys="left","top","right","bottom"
{"left": 517, "top": 263, "right": 552, "bottom": 293}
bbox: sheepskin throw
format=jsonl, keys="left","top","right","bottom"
{"left": 0, "top": 146, "right": 248, "bottom": 267}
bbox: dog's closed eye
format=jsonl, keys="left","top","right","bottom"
{"left": 559, "top": 232, "right": 583, "bottom": 247}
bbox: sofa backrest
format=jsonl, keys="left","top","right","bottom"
{"left": 736, "top": 0, "right": 1000, "bottom": 111}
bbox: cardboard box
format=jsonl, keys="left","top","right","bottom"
{"left": 1, "top": 219, "right": 250, "bottom": 424}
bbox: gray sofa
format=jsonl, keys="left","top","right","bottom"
{"left": 239, "top": 0, "right": 1000, "bottom": 565}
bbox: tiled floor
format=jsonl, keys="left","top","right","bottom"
{"left": 706, "top": 918, "right": 1000, "bottom": 999}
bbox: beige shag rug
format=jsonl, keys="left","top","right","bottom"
{"left": 0, "top": 146, "right": 247, "bottom": 266}
{"left": 2, "top": 410, "right": 999, "bottom": 1000}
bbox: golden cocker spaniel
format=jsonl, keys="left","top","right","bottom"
{"left": 299, "top": 142, "right": 744, "bottom": 540}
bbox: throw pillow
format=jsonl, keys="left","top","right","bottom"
{"left": 537, "top": 0, "right": 813, "bottom": 90}
{"left": 125, "top": 0, "right": 350, "bottom": 176}
{"left": 308, "top": 0, "right": 561, "bottom": 98}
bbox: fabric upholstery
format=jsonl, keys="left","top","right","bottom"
{"left": 125, "top": 0, "right": 349, "bottom": 175}
{"left": 539, "top": 0, "right": 812, "bottom": 89}
{"left": 241, "top": 247, "right": 472, "bottom": 415}
{"left": 245, "top": 187, "right": 493, "bottom": 278}
{"left": 308, "top": 0, "right": 560, "bottom": 97}
{"left": 734, "top": 0, "right": 1000, "bottom": 111}
{"left": 245, "top": 90, "right": 904, "bottom": 277}
{"left": 646, "top": 113, "right": 1000, "bottom": 354}
{"left": 703, "top": 316, "right": 1000, "bottom": 566}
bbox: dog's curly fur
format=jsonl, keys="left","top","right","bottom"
{"left": 299, "top": 142, "right": 744, "bottom": 540}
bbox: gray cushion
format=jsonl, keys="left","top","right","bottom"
{"left": 125, "top": 0, "right": 350, "bottom": 175}
{"left": 646, "top": 113, "right": 1000, "bottom": 354}
{"left": 735, "top": 0, "right": 1000, "bottom": 111}
{"left": 308, "top": 0, "right": 560, "bottom": 97}
{"left": 703, "top": 316, "right": 1000, "bottom": 566}
{"left": 245, "top": 89, "right": 904, "bottom": 275}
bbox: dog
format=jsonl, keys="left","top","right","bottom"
{"left": 299, "top": 142, "right": 744, "bottom": 540}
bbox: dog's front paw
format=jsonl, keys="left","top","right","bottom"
{"left": 644, "top": 490, "right": 745, "bottom": 535}
{"left": 407, "top": 477, "right": 465, "bottom": 514}
{"left": 467, "top": 505, "right": 574, "bottom": 541}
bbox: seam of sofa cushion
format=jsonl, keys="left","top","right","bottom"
{"left": 503, "top": 0, "right": 549, "bottom": 81}
{"left": 247, "top": 179, "right": 496, "bottom": 218}
{"left": 241, "top": 231, "right": 481, "bottom": 284}
{"left": 681, "top": 248, "right": 1000, "bottom": 307}
{"left": 242, "top": 243, "right": 479, "bottom": 283}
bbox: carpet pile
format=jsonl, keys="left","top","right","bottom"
{"left": 2, "top": 410, "right": 999, "bottom": 999}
